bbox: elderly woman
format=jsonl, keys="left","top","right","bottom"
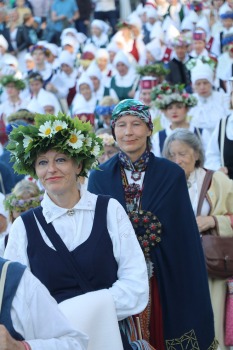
{"left": 163, "top": 128, "right": 233, "bottom": 350}
{"left": 4, "top": 113, "right": 149, "bottom": 350}
{"left": 88, "top": 98, "right": 217, "bottom": 350}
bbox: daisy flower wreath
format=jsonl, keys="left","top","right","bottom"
{"left": 7, "top": 112, "right": 104, "bottom": 178}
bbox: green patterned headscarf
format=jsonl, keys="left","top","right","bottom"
{"left": 111, "top": 99, "right": 153, "bottom": 131}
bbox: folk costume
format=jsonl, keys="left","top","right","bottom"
{"left": 110, "top": 52, "right": 138, "bottom": 101}
{"left": 4, "top": 114, "right": 149, "bottom": 350}
{"left": 189, "top": 60, "right": 228, "bottom": 146}
{"left": 88, "top": 99, "right": 217, "bottom": 350}
{"left": 49, "top": 50, "right": 78, "bottom": 108}
{"left": 166, "top": 35, "right": 192, "bottom": 92}
{"left": 72, "top": 75, "right": 97, "bottom": 117}
{"left": 150, "top": 82, "right": 200, "bottom": 155}
{"left": 0, "top": 75, "right": 29, "bottom": 125}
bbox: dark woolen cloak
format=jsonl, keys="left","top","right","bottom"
{"left": 88, "top": 153, "right": 216, "bottom": 349}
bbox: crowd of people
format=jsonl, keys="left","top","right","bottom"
{"left": 0, "top": 0, "right": 233, "bottom": 349}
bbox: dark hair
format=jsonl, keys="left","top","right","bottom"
{"left": 28, "top": 72, "right": 43, "bottom": 83}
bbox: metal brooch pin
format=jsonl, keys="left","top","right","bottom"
{"left": 67, "top": 209, "right": 75, "bottom": 216}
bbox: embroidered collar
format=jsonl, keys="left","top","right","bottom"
{"left": 118, "top": 149, "right": 150, "bottom": 181}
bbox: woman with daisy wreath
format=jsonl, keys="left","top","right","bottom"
{"left": 3, "top": 112, "right": 149, "bottom": 350}
{"left": 150, "top": 82, "right": 203, "bottom": 157}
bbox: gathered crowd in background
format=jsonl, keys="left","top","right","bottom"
{"left": 0, "top": 0, "right": 233, "bottom": 349}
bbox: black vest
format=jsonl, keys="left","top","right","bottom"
{"left": 21, "top": 196, "right": 118, "bottom": 303}
{"left": 218, "top": 115, "right": 233, "bottom": 179}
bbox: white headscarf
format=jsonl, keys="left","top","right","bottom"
{"left": 191, "top": 61, "right": 214, "bottom": 85}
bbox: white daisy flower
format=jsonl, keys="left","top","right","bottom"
{"left": 67, "top": 130, "right": 85, "bottom": 149}
{"left": 91, "top": 160, "right": 99, "bottom": 169}
{"left": 53, "top": 120, "right": 68, "bottom": 133}
{"left": 23, "top": 135, "right": 33, "bottom": 148}
{"left": 84, "top": 136, "right": 92, "bottom": 147}
{"left": 91, "top": 143, "right": 101, "bottom": 156}
{"left": 98, "top": 134, "right": 115, "bottom": 146}
{"left": 38, "top": 121, "right": 53, "bottom": 137}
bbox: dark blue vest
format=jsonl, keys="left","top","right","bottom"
{"left": 21, "top": 195, "right": 118, "bottom": 303}
{"left": 0, "top": 259, "right": 25, "bottom": 340}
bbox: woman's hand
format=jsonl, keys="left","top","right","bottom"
{"left": 0, "top": 325, "right": 24, "bottom": 350}
{"left": 196, "top": 216, "right": 215, "bottom": 233}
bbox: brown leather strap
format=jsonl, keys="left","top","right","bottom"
{"left": 196, "top": 170, "right": 214, "bottom": 216}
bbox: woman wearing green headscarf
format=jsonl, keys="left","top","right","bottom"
{"left": 88, "top": 98, "right": 217, "bottom": 350}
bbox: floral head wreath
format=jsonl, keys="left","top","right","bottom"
{"left": 151, "top": 82, "right": 198, "bottom": 110}
{"left": 185, "top": 56, "right": 217, "bottom": 71}
{"left": 0, "top": 75, "right": 26, "bottom": 90}
{"left": 4, "top": 192, "right": 44, "bottom": 214}
{"left": 98, "top": 133, "right": 118, "bottom": 147}
{"left": 7, "top": 112, "right": 104, "bottom": 178}
{"left": 29, "top": 45, "right": 51, "bottom": 57}
{"left": 136, "top": 64, "right": 169, "bottom": 77}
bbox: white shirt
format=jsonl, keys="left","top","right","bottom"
{"left": 189, "top": 48, "right": 210, "bottom": 58}
{"left": 8, "top": 267, "right": 88, "bottom": 349}
{"left": 94, "top": 0, "right": 116, "bottom": 12}
{"left": 216, "top": 51, "right": 233, "bottom": 81}
{"left": 4, "top": 190, "right": 149, "bottom": 321}
{"left": 27, "top": 88, "right": 62, "bottom": 115}
{"left": 0, "top": 98, "right": 30, "bottom": 124}
{"left": 187, "top": 168, "right": 210, "bottom": 216}
{"left": 110, "top": 68, "right": 138, "bottom": 100}
{"left": 50, "top": 69, "right": 77, "bottom": 99}
{"left": 71, "top": 94, "right": 97, "bottom": 116}
{"left": 204, "top": 113, "right": 233, "bottom": 170}
{"left": 189, "top": 90, "right": 229, "bottom": 145}
{"left": 212, "top": 26, "right": 233, "bottom": 57}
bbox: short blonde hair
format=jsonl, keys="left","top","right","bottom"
{"left": 99, "top": 96, "right": 119, "bottom": 106}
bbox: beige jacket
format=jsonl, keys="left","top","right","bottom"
{"left": 206, "top": 171, "right": 233, "bottom": 237}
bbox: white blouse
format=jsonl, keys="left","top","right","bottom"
{"left": 187, "top": 168, "right": 210, "bottom": 216}
{"left": 204, "top": 113, "right": 233, "bottom": 171}
{"left": 4, "top": 190, "right": 149, "bottom": 321}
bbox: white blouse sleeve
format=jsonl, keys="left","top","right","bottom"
{"left": 4, "top": 218, "right": 30, "bottom": 268}
{"left": 12, "top": 269, "right": 88, "bottom": 350}
{"left": 204, "top": 122, "right": 222, "bottom": 170}
{"left": 151, "top": 132, "right": 161, "bottom": 157}
{"left": 106, "top": 199, "right": 149, "bottom": 321}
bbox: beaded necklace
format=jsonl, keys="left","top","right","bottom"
{"left": 118, "top": 149, "right": 150, "bottom": 181}
{"left": 119, "top": 151, "right": 162, "bottom": 260}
